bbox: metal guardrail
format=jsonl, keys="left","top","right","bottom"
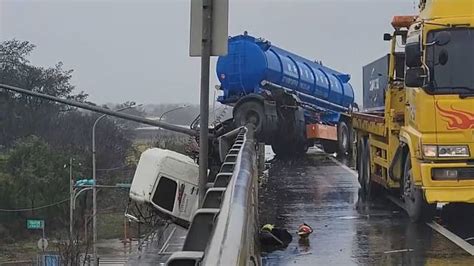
{"left": 166, "top": 125, "right": 260, "bottom": 265}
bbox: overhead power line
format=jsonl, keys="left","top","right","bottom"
{"left": 0, "top": 198, "right": 69, "bottom": 212}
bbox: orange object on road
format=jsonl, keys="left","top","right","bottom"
{"left": 297, "top": 223, "right": 313, "bottom": 238}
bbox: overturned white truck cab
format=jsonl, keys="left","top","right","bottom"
{"left": 128, "top": 148, "right": 199, "bottom": 227}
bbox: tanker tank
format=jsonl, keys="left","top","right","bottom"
{"left": 216, "top": 33, "right": 355, "bottom": 111}
{"left": 215, "top": 32, "right": 356, "bottom": 156}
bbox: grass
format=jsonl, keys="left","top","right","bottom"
{"left": 0, "top": 238, "right": 49, "bottom": 262}
{"left": 97, "top": 212, "right": 126, "bottom": 240}
{"left": 0, "top": 212, "right": 126, "bottom": 262}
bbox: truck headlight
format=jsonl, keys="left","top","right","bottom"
{"left": 423, "top": 145, "right": 470, "bottom": 158}
{"left": 423, "top": 145, "right": 437, "bottom": 157}
{"left": 438, "top": 146, "right": 470, "bottom": 157}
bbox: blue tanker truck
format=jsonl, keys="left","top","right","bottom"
{"left": 216, "top": 32, "right": 355, "bottom": 156}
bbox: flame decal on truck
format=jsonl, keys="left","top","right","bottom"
{"left": 436, "top": 102, "right": 474, "bottom": 130}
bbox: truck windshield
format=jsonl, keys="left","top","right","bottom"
{"left": 426, "top": 28, "right": 474, "bottom": 94}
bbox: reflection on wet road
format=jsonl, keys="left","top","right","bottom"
{"left": 260, "top": 148, "right": 474, "bottom": 265}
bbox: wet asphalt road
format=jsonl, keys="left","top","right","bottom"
{"left": 260, "top": 148, "right": 474, "bottom": 265}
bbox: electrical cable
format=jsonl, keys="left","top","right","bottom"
{"left": 0, "top": 198, "right": 69, "bottom": 212}
{"left": 78, "top": 164, "right": 132, "bottom": 172}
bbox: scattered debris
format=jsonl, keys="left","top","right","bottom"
{"left": 297, "top": 223, "right": 313, "bottom": 239}
{"left": 259, "top": 224, "right": 293, "bottom": 251}
{"left": 295, "top": 252, "right": 312, "bottom": 257}
{"left": 383, "top": 248, "right": 414, "bottom": 254}
{"left": 339, "top": 216, "right": 359, "bottom": 220}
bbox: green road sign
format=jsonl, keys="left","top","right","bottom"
{"left": 27, "top": 219, "right": 44, "bottom": 229}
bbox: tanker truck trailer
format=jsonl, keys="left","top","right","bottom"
{"left": 216, "top": 32, "right": 356, "bottom": 156}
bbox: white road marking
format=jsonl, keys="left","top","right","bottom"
{"left": 427, "top": 221, "right": 474, "bottom": 256}
{"left": 326, "top": 154, "right": 358, "bottom": 177}
{"left": 159, "top": 226, "right": 177, "bottom": 253}
{"left": 323, "top": 149, "right": 474, "bottom": 256}
{"left": 387, "top": 190, "right": 474, "bottom": 256}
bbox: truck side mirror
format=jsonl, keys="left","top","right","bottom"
{"left": 383, "top": 33, "right": 392, "bottom": 41}
{"left": 405, "top": 67, "right": 426, "bottom": 88}
{"left": 405, "top": 42, "right": 422, "bottom": 68}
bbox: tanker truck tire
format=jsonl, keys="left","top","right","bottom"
{"left": 337, "top": 121, "right": 350, "bottom": 155}
{"left": 234, "top": 101, "right": 265, "bottom": 134}
{"left": 298, "top": 141, "right": 309, "bottom": 155}
{"left": 321, "top": 140, "right": 338, "bottom": 154}
{"left": 271, "top": 142, "right": 284, "bottom": 157}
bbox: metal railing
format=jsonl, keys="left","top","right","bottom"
{"left": 166, "top": 125, "right": 260, "bottom": 265}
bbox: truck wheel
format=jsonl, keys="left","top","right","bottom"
{"left": 234, "top": 101, "right": 264, "bottom": 134}
{"left": 357, "top": 138, "right": 366, "bottom": 191}
{"left": 321, "top": 140, "right": 338, "bottom": 154}
{"left": 361, "top": 140, "right": 382, "bottom": 199}
{"left": 337, "top": 121, "right": 350, "bottom": 155}
{"left": 402, "top": 156, "right": 436, "bottom": 222}
{"left": 271, "top": 142, "right": 286, "bottom": 157}
{"left": 296, "top": 141, "right": 309, "bottom": 155}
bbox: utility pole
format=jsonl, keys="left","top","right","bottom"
{"left": 69, "top": 158, "right": 73, "bottom": 242}
{"left": 190, "top": 0, "right": 227, "bottom": 204}
{"left": 92, "top": 104, "right": 137, "bottom": 265}
{"left": 198, "top": 0, "right": 213, "bottom": 206}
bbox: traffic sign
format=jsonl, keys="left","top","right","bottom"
{"left": 189, "top": 0, "right": 229, "bottom": 56}
{"left": 37, "top": 238, "right": 48, "bottom": 251}
{"left": 27, "top": 219, "right": 44, "bottom": 230}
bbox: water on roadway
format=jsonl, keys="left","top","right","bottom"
{"left": 260, "top": 148, "right": 474, "bottom": 265}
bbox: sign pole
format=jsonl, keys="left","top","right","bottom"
{"left": 198, "top": 0, "right": 213, "bottom": 205}
{"left": 42, "top": 222, "right": 45, "bottom": 253}
{"left": 69, "top": 158, "right": 74, "bottom": 241}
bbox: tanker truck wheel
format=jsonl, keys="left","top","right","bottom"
{"left": 337, "top": 121, "right": 350, "bottom": 155}
{"left": 297, "top": 141, "right": 309, "bottom": 155}
{"left": 320, "top": 140, "right": 338, "bottom": 154}
{"left": 234, "top": 101, "right": 264, "bottom": 134}
{"left": 271, "top": 142, "right": 284, "bottom": 157}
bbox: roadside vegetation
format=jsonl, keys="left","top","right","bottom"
{"left": 0, "top": 39, "right": 142, "bottom": 262}
{"left": 0, "top": 39, "right": 201, "bottom": 262}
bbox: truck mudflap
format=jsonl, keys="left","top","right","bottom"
{"left": 263, "top": 100, "right": 278, "bottom": 143}
{"left": 388, "top": 144, "right": 406, "bottom": 182}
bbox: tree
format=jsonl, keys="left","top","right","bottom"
{"left": 0, "top": 39, "right": 135, "bottom": 243}
{"left": 0, "top": 40, "right": 87, "bottom": 147}
{"left": 0, "top": 136, "right": 75, "bottom": 241}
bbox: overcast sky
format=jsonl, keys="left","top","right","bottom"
{"left": 0, "top": 0, "right": 416, "bottom": 105}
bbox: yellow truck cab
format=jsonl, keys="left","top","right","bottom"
{"left": 353, "top": 0, "right": 474, "bottom": 222}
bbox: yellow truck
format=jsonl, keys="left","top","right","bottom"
{"left": 353, "top": 0, "right": 474, "bottom": 222}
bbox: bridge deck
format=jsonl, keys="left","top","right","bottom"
{"left": 260, "top": 148, "right": 474, "bottom": 265}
